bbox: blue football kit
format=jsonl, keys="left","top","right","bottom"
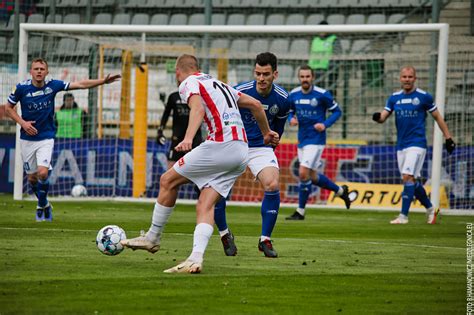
{"left": 384, "top": 88, "right": 437, "bottom": 150}
{"left": 8, "top": 78, "right": 70, "bottom": 141}
{"left": 234, "top": 80, "right": 291, "bottom": 147}
{"left": 288, "top": 85, "right": 341, "bottom": 148}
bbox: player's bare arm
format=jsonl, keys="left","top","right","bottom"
{"left": 237, "top": 93, "right": 279, "bottom": 146}
{"left": 431, "top": 109, "right": 455, "bottom": 154}
{"left": 68, "top": 74, "right": 121, "bottom": 90}
{"left": 4, "top": 103, "right": 37, "bottom": 136}
{"left": 175, "top": 94, "right": 204, "bottom": 152}
{"left": 431, "top": 110, "right": 452, "bottom": 140}
{"left": 372, "top": 109, "right": 391, "bottom": 123}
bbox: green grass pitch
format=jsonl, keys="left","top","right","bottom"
{"left": 0, "top": 194, "right": 469, "bottom": 314}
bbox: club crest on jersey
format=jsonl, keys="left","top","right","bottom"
{"left": 310, "top": 98, "right": 318, "bottom": 107}
{"left": 269, "top": 104, "right": 279, "bottom": 115}
{"left": 412, "top": 97, "right": 420, "bottom": 106}
{"left": 178, "top": 157, "right": 185, "bottom": 167}
{"left": 44, "top": 87, "right": 53, "bottom": 95}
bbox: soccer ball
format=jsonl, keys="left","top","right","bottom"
{"left": 71, "top": 184, "right": 87, "bottom": 197}
{"left": 96, "top": 225, "right": 127, "bottom": 256}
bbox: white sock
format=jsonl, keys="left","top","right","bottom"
{"left": 260, "top": 235, "right": 271, "bottom": 242}
{"left": 336, "top": 187, "right": 344, "bottom": 196}
{"left": 218, "top": 228, "right": 229, "bottom": 237}
{"left": 146, "top": 202, "right": 174, "bottom": 243}
{"left": 399, "top": 213, "right": 408, "bottom": 219}
{"left": 188, "top": 223, "right": 213, "bottom": 264}
{"left": 296, "top": 208, "right": 305, "bottom": 216}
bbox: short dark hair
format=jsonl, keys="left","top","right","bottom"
{"left": 298, "top": 64, "right": 314, "bottom": 76}
{"left": 255, "top": 52, "right": 278, "bottom": 71}
{"left": 63, "top": 93, "right": 74, "bottom": 102}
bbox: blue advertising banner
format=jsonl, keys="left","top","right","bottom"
{"left": 0, "top": 135, "right": 472, "bottom": 208}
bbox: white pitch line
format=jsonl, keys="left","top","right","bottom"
{"left": 0, "top": 227, "right": 463, "bottom": 251}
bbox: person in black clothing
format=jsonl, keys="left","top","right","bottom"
{"left": 158, "top": 91, "right": 203, "bottom": 169}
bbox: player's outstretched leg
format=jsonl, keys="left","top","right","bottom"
{"left": 121, "top": 202, "right": 173, "bottom": 253}
{"left": 286, "top": 180, "right": 311, "bottom": 220}
{"left": 312, "top": 174, "right": 351, "bottom": 209}
{"left": 259, "top": 190, "right": 280, "bottom": 258}
{"left": 214, "top": 197, "right": 237, "bottom": 256}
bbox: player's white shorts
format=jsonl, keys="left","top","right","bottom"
{"left": 297, "top": 144, "right": 325, "bottom": 170}
{"left": 247, "top": 147, "right": 279, "bottom": 178}
{"left": 173, "top": 140, "right": 248, "bottom": 197}
{"left": 20, "top": 138, "right": 54, "bottom": 174}
{"left": 397, "top": 146, "right": 426, "bottom": 178}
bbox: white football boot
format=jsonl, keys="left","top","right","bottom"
{"left": 390, "top": 214, "right": 409, "bottom": 224}
{"left": 427, "top": 208, "right": 440, "bottom": 224}
{"left": 163, "top": 260, "right": 202, "bottom": 274}
{"left": 120, "top": 231, "right": 160, "bottom": 253}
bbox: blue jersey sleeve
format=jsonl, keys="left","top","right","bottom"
{"left": 7, "top": 83, "right": 23, "bottom": 105}
{"left": 287, "top": 94, "right": 295, "bottom": 122}
{"left": 274, "top": 97, "right": 291, "bottom": 138}
{"left": 321, "top": 92, "right": 341, "bottom": 128}
{"left": 385, "top": 95, "right": 395, "bottom": 112}
{"left": 423, "top": 93, "right": 437, "bottom": 113}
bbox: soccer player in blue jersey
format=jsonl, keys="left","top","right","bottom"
{"left": 286, "top": 64, "right": 351, "bottom": 221}
{"left": 372, "top": 66, "right": 455, "bottom": 224}
{"left": 213, "top": 52, "right": 290, "bottom": 258}
{"left": 4, "top": 58, "right": 120, "bottom": 222}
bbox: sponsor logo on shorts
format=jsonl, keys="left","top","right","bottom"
{"left": 178, "top": 157, "right": 185, "bottom": 167}
{"left": 270, "top": 159, "right": 276, "bottom": 164}
{"left": 23, "top": 162, "right": 30, "bottom": 171}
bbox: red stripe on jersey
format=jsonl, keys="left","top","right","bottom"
{"left": 242, "top": 128, "right": 248, "bottom": 143}
{"left": 202, "top": 114, "right": 214, "bottom": 138}
{"left": 199, "top": 82, "right": 224, "bottom": 142}
{"left": 231, "top": 126, "right": 238, "bottom": 141}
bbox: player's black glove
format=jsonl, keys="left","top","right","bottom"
{"left": 156, "top": 128, "right": 167, "bottom": 145}
{"left": 445, "top": 138, "right": 455, "bottom": 155}
{"left": 372, "top": 112, "right": 381, "bottom": 122}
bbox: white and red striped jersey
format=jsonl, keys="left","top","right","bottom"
{"left": 178, "top": 72, "right": 248, "bottom": 143}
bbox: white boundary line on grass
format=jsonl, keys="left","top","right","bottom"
{"left": 0, "top": 227, "right": 463, "bottom": 251}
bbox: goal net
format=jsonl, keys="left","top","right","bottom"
{"left": 12, "top": 23, "right": 473, "bottom": 210}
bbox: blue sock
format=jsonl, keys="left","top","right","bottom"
{"left": 414, "top": 181, "right": 433, "bottom": 209}
{"left": 214, "top": 197, "right": 228, "bottom": 232}
{"left": 298, "top": 180, "right": 312, "bottom": 209}
{"left": 261, "top": 191, "right": 280, "bottom": 238}
{"left": 313, "top": 174, "right": 340, "bottom": 193}
{"left": 31, "top": 182, "right": 39, "bottom": 198}
{"left": 37, "top": 179, "right": 50, "bottom": 208}
{"left": 401, "top": 182, "right": 415, "bottom": 216}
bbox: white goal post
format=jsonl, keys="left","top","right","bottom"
{"left": 14, "top": 23, "right": 450, "bottom": 210}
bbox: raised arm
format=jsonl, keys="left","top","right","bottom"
{"left": 68, "top": 74, "right": 121, "bottom": 90}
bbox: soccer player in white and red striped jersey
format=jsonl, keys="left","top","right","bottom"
{"left": 121, "top": 54, "right": 279, "bottom": 274}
